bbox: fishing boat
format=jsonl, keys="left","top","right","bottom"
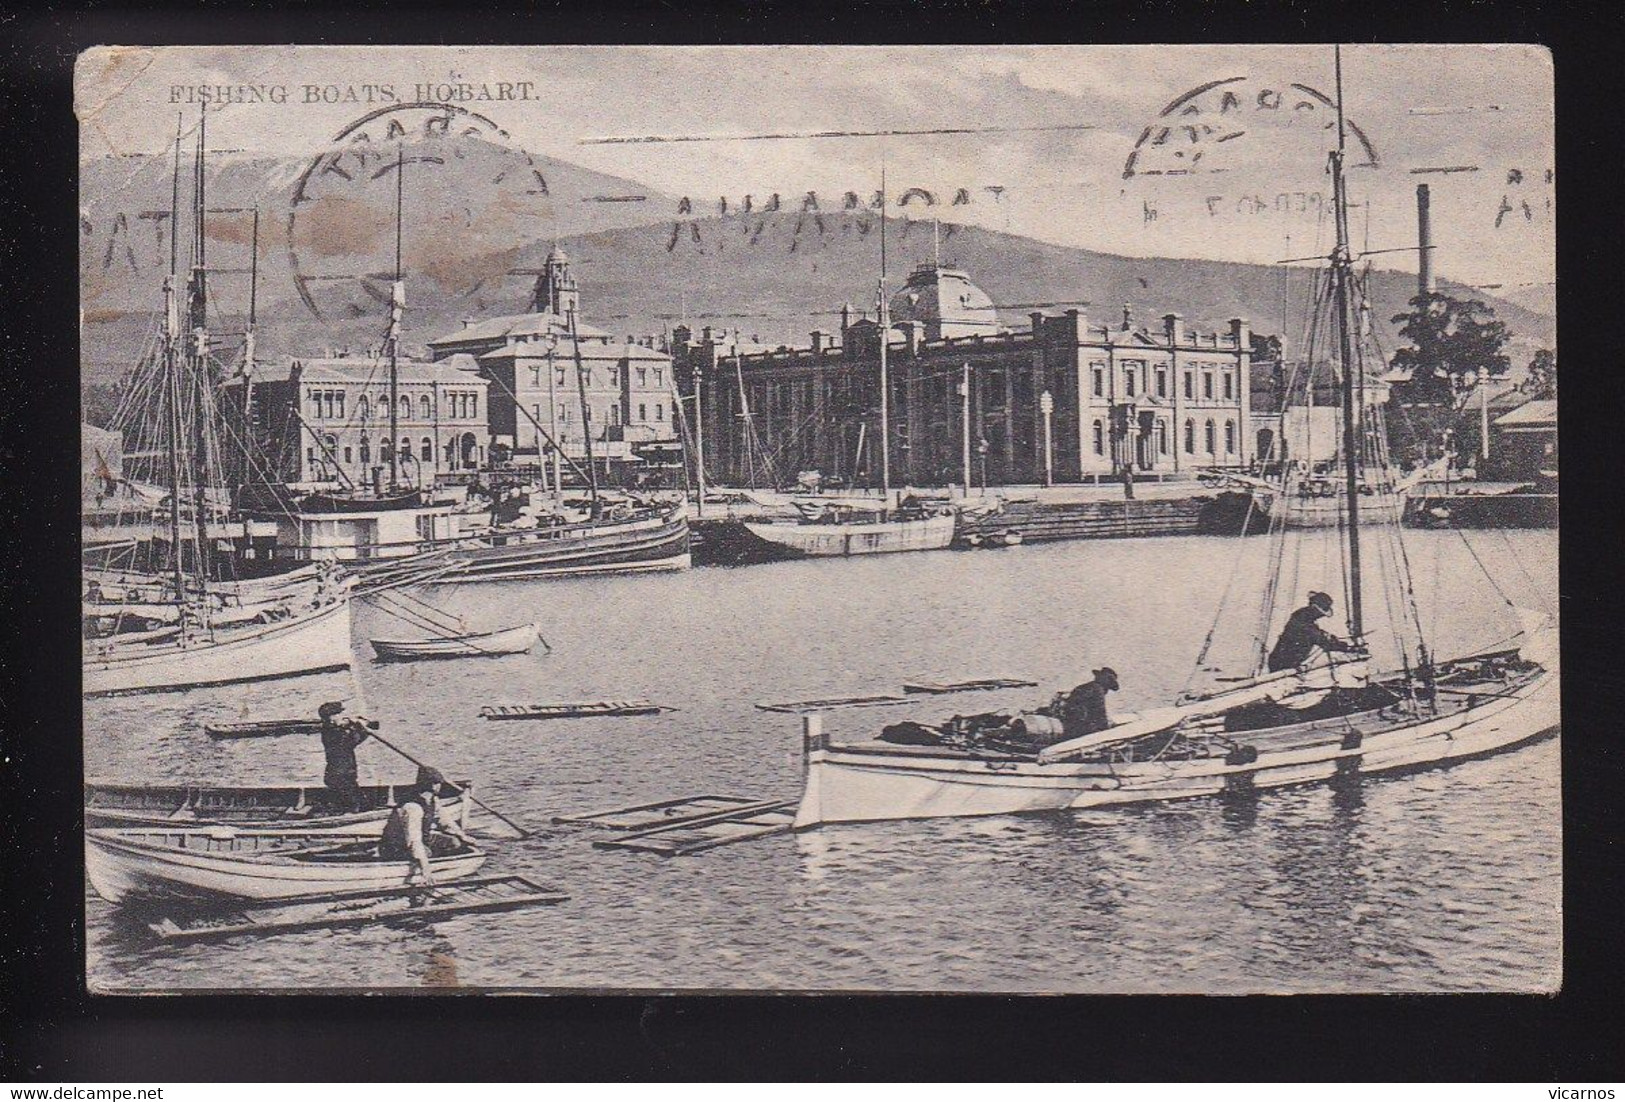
{"left": 81, "top": 113, "right": 353, "bottom": 696}
{"left": 371, "top": 621, "right": 541, "bottom": 661}
{"left": 741, "top": 507, "right": 956, "bottom": 558}
{"left": 793, "top": 51, "right": 1559, "bottom": 829}
{"left": 479, "top": 700, "right": 670, "bottom": 721}
{"left": 85, "top": 827, "right": 487, "bottom": 906}
{"left": 84, "top": 779, "right": 483, "bottom": 837}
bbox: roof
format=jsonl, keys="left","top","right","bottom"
{"left": 888, "top": 265, "right": 1000, "bottom": 338}
{"left": 1493, "top": 398, "right": 1557, "bottom": 428}
{"left": 426, "top": 310, "right": 608, "bottom": 347}
{"left": 245, "top": 357, "right": 489, "bottom": 386}
{"left": 477, "top": 338, "right": 672, "bottom": 364}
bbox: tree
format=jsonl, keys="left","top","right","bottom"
{"left": 1388, "top": 291, "right": 1512, "bottom": 402}
{"left": 1524, "top": 348, "right": 1556, "bottom": 400}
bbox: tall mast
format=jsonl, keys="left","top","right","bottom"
{"left": 1330, "top": 44, "right": 1364, "bottom": 638}
{"left": 240, "top": 207, "right": 259, "bottom": 492}
{"left": 877, "top": 161, "right": 892, "bottom": 498}
{"left": 187, "top": 105, "right": 212, "bottom": 584}
{"left": 568, "top": 308, "right": 601, "bottom": 516}
{"left": 165, "top": 116, "right": 185, "bottom": 599}
{"left": 388, "top": 144, "right": 404, "bottom": 491}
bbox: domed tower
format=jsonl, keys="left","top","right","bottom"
{"left": 888, "top": 263, "right": 999, "bottom": 341}
{"left": 532, "top": 244, "right": 580, "bottom": 322}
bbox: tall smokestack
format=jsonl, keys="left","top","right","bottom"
{"left": 1416, "top": 183, "right": 1435, "bottom": 297}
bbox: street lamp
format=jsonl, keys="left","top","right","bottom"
{"left": 1039, "top": 389, "right": 1055, "bottom": 487}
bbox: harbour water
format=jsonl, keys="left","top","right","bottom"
{"left": 84, "top": 530, "right": 1560, "bottom": 993}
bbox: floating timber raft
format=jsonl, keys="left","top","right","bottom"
{"left": 555, "top": 794, "right": 784, "bottom": 830}
{"left": 756, "top": 693, "right": 911, "bottom": 714}
{"left": 204, "top": 718, "right": 325, "bottom": 740}
{"left": 556, "top": 794, "right": 797, "bottom": 856}
{"left": 480, "top": 701, "right": 671, "bottom": 721}
{"left": 145, "top": 876, "right": 568, "bottom": 942}
{"left": 958, "top": 491, "right": 1259, "bottom": 544}
{"left": 902, "top": 678, "right": 1037, "bottom": 695}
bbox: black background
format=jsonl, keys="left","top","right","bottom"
{"left": 2, "top": 0, "right": 1621, "bottom": 1082}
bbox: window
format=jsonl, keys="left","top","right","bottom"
{"left": 421, "top": 437, "right": 432, "bottom": 462}
{"left": 1203, "top": 372, "right": 1214, "bottom": 400}
{"left": 380, "top": 437, "right": 392, "bottom": 462}
{"left": 1183, "top": 371, "right": 1194, "bottom": 399}
{"left": 399, "top": 396, "right": 410, "bottom": 422}
{"left": 655, "top": 403, "right": 664, "bottom": 422}
{"left": 1156, "top": 368, "right": 1167, "bottom": 398}
{"left": 531, "top": 366, "right": 542, "bottom": 388}
{"left": 401, "top": 437, "right": 412, "bottom": 464}
{"left": 1225, "top": 420, "right": 1236, "bottom": 454}
{"left": 1156, "top": 419, "right": 1168, "bottom": 456}
{"left": 531, "top": 405, "right": 541, "bottom": 436}
{"left": 358, "top": 396, "right": 369, "bottom": 421}
{"left": 609, "top": 405, "right": 621, "bottom": 426}
{"left": 336, "top": 393, "right": 346, "bottom": 420}
{"left": 1204, "top": 419, "right": 1216, "bottom": 454}
{"left": 579, "top": 368, "right": 591, "bottom": 388}
{"left": 420, "top": 395, "right": 432, "bottom": 419}
{"left": 561, "top": 406, "right": 570, "bottom": 424}
{"left": 555, "top": 367, "right": 566, "bottom": 387}
{"left": 1092, "top": 420, "right": 1105, "bottom": 456}
{"left": 343, "top": 445, "right": 353, "bottom": 464}
{"left": 638, "top": 403, "right": 647, "bottom": 421}
{"left": 654, "top": 369, "right": 664, "bottom": 388}
{"left": 1091, "top": 365, "right": 1104, "bottom": 398}
{"left": 359, "top": 439, "right": 370, "bottom": 464}
{"left": 637, "top": 367, "right": 648, "bottom": 387}
{"left": 306, "top": 446, "right": 315, "bottom": 467}
{"left": 1223, "top": 371, "right": 1234, "bottom": 400}
{"left": 1184, "top": 419, "right": 1195, "bottom": 454}
{"left": 1123, "top": 368, "right": 1136, "bottom": 398}
{"left": 470, "top": 392, "right": 477, "bottom": 419}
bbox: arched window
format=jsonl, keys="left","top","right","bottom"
{"left": 1225, "top": 420, "right": 1236, "bottom": 454}
{"left": 1204, "top": 419, "right": 1216, "bottom": 454}
{"left": 1092, "top": 420, "right": 1105, "bottom": 456}
{"left": 335, "top": 393, "right": 346, "bottom": 420}
{"left": 308, "top": 391, "right": 321, "bottom": 418}
{"left": 399, "top": 396, "right": 411, "bottom": 423}
{"left": 380, "top": 436, "right": 392, "bottom": 462}
{"left": 1156, "top": 419, "right": 1168, "bottom": 456}
{"left": 357, "top": 396, "right": 370, "bottom": 422}
{"left": 420, "top": 395, "right": 432, "bottom": 420}
{"left": 421, "top": 437, "right": 432, "bottom": 462}
{"left": 401, "top": 437, "right": 412, "bottom": 464}
{"left": 470, "top": 392, "right": 478, "bottom": 418}
{"left": 359, "top": 438, "right": 370, "bottom": 464}
{"left": 1184, "top": 419, "right": 1195, "bottom": 454}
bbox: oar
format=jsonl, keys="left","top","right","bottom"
{"left": 364, "top": 728, "right": 532, "bottom": 840}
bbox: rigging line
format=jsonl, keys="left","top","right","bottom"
{"left": 1453, "top": 527, "right": 1519, "bottom": 610}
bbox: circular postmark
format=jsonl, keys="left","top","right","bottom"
{"left": 285, "top": 102, "right": 556, "bottom": 321}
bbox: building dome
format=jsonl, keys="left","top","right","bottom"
{"left": 888, "top": 264, "right": 999, "bottom": 341}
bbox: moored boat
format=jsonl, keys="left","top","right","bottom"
{"left": 85, "top": 827, "right": 488, "bottom": 906}
{"left": 371, "top": 621, "right": 540, "bottom": 661}
{"left": 84, "top": 779, "right": 482, "bottom": 837}
{"left": 741, "top": 510, "right": 955, "bottom": 558}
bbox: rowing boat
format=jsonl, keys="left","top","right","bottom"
{"left": 84, "top": 779, "right": 483, "bottom": 838}
{"left": 86, "top": 827, "right": 488, "bottom": 906}
{"left": 370, "top": 621, "right": 540, "bottom": 662}
{"left": 203, "top": 718, "right": 325, "bottom": 740}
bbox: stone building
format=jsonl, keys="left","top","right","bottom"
{"left": 224, "top": 355, "right": 490, "bottom": 488}
{"left": 673, "top": 262, "right": 1255, "bottom": 488}
{"left": 426, "top": 246, "right": 676, "bottom": 471}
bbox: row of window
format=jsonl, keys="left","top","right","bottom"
{"left": 306, "top": 390, "right": 482, "bottom": 422}
{"left": 526, "top": 402, "right": 666, "bottom": 428}
{"left": 1088, "top": 363, "right": 1236, "bottom": 402}
{"left": 1089, "top": 417, "right": 1238, "bottom": 457}
{"left": 526, "top": 365, "right": 667, "bottom": 390}
{"left": 307, "top": 435, "right": 474, "bottom": 470}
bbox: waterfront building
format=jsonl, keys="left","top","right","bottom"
{"left": 1488, "top": 399, "right": 1557, "bottom": 481}
{"left": 673, "top": 262, "right": 1255, "bottom": 488}
{"left": 426, "top": 246, "right": 677, "bottom": 473}
{"left": 224, "top": 355, "right": 490, "bottom": 489}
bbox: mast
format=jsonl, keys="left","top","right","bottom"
{"left": 545, "top": 341, "right": 563, "bottom": 504}
{"left": 568, "top": 306, "right": 600, "bottom": 517}
{"left": 240, "top": 207, "right": 259, "bottom": 491}
{"left": 165, "top": 116, "right": 185, "bottom": 600}
{"left": 187, "top": 105, "right": 212, "bottom": 585}
{"left": 876, "top": 163, "right": 892, "bottom": 499}
{"left": 692, "top": 363, "right": 706, "bottom": 516}
{"left": 388, "top": 144, "right": 404, "bottom": 491}
{"left": 1330, "top": 44, "right": 1364, "bottom": 638}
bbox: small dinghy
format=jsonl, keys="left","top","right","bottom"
{"left": 204, "top": 718, "right": 325, "bottom": 740}
{"left": 479, "top": 700, "right": 670, "bottom": 721}
{"left": 370, "top": 621, "right": 541, "bottom": 662}
{"left": 84, "top": 779, "right": 484, "bottom": 838}
{"left": 86, "top": 826, "right": 488, "bottom": 906}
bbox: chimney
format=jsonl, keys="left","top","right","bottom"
{"left": 810, "top": 330, "right": 827, "bottom": 354}
{"left": 1029, "top": 311, "right": 1045, "bottom": 336}
{"left": 1416, "top": 183, "right": 1435, "bottom": 297}
{"left": 1229, "top": 317, "right": 1250, "bottom": 348}
{"left": 701, "top": 325, "right": 714, "bottom": 342}
{"left": 1122, "top": 302, "right": 1133, "bottom": 330}
{"left": 1163, "top": 313, "right": 1184, "bottom": 346}
{"left": 840, "top": 303, "right": 853, "bottom": 332}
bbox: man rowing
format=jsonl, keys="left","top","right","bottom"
{"left": 318, "top": 700, "right": 376, "bottom": 813}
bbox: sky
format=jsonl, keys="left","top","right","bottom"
{"left": 76, "top": 45, "right": 1555, "bottom": 292}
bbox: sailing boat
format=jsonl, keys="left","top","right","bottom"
{"left": 793, "top": 50, "right": 1558, "bottom": 827}
{"left": 83, "top": 112, "right": 352, "bottom": 696}
{"left": 738, "top": 174, "right": 958, "bottom": 559}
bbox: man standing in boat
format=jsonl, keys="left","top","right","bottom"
{"left": 319, "top": 701, "right": 374, "bottom": 813}
{"left": 1267, "top": 591, "right": 1361, "bottom": 672}
{"left": 381, "top": 767, "right": 472, "bottom": 887}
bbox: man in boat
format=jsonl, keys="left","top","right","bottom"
{"left": 319, "top": 700, "right": 375, "bottom": 813}
{"left": 380, "top": 767, "right": 472, "bottom": 888}
{"left": 1267, "top": 591, "right": 1361, "bottom": 672}
{"left": 1058, "top": 667, "right": 1119, "bottom": 740}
